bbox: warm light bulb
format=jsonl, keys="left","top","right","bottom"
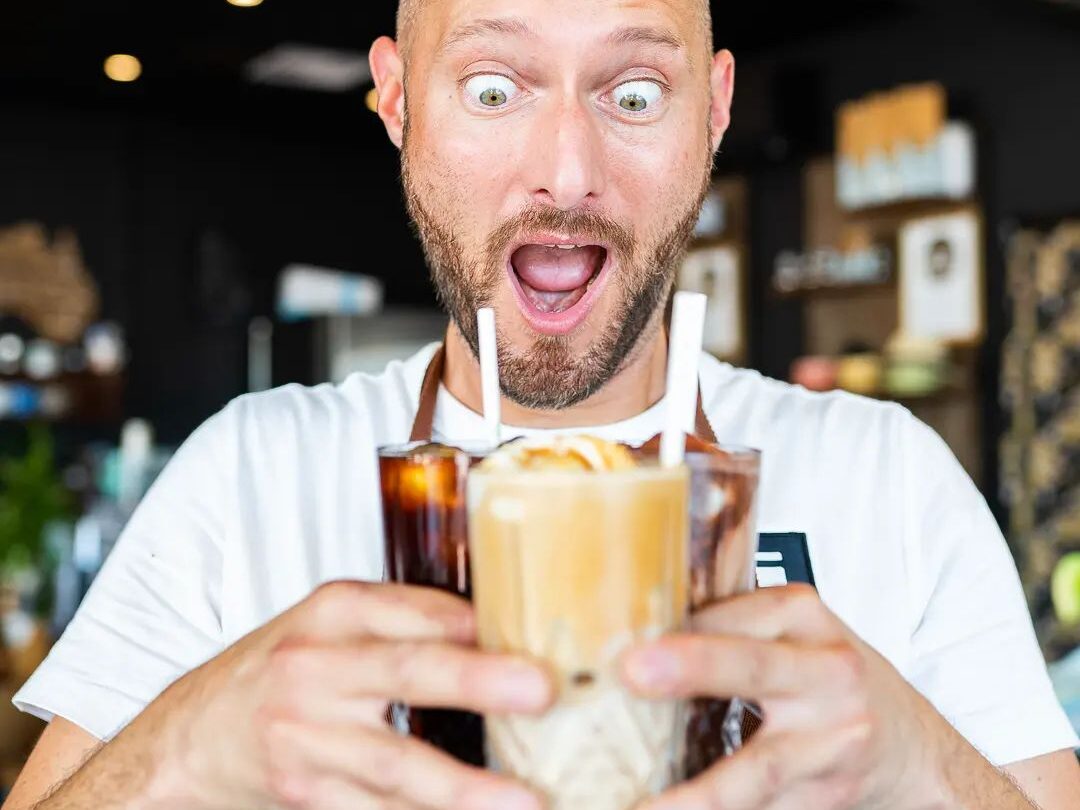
{"left": 227, "top": 0, "right": 264, "bottom": 7}
{"left": 365, "top": 87, "right": 379, "bottom": 113}
{"left": 104, "top": 54, "right": 142, "bottom": 83}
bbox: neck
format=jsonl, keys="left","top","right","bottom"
{"left": 442, "top": 318, "right": 669, "bottom": 429}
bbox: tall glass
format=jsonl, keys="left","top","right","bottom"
{"left": 683, "top": 446, "right": 762, "bottom": 776}
{"left": 378, "top": 441, "right": 488, "bottom": 765}
{"left": 633, "top": 436, "right": 763, "bottom": 774}
{"left": 467, "top": 462, "right": 690, "bottom": 810}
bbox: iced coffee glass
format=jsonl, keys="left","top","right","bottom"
{"left": 683, "top": 445, "right": 762, "bottom": 776}
{"left": 634, "top": 435, "right": 762, "bottom": 774}
{"left": 467, "top": 437, "right": 690, "bottom": 810}
{"left": 378, "top": 441, "right": 489, "bottom": 765}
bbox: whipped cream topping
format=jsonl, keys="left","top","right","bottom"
{"left": 478, "top": 435, "right": 637, "bottom": 472}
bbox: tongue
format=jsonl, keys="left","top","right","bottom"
{"left": 512, "top": 245, "right": 602, "bottom": 291}
{"left": 511, "top": 244, "right": 604, "bottom": 314}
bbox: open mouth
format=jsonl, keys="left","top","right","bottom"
{"left": 507, "top": 238, "right": 611, "bottom": 335}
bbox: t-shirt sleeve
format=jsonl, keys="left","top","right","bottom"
{"left": 12, "top": 406, "right": 235, "bottom": 741}
{"left": 903, "top": 413, "right": 1078, "bottom": 766}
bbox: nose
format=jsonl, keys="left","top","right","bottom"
{"left": 523, "top": 93, "right": 607, "bottom": 210}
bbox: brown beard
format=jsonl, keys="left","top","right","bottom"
{"left": 402, "top": 140, "right": 710, "bottom": 410}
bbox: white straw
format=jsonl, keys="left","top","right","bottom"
{"left": 477, "top": 308, "right": 502, "bottom": 446}
{"left": 660, "top": 291, "right": 707, "bottom": 468}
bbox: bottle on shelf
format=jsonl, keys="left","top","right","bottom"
{"left": 835, "top": 83, "right": 975, "bottom": 210}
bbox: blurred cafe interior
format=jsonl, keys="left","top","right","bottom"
{"left": 2, "top": 0, "right": 1080, "bottom": 791}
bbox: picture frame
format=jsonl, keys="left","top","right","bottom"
{"left": 898, "top": 207, "right": 984, "bottom": 345}
{"left": 693, "top": 186, "right": 727, "bottom": 240}
{"left": 678, "top": 241, "right": 746, "bottom": 362}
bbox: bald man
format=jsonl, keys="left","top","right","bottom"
{"left": 8, "top": 1, "right": 1079, "bottom": 808}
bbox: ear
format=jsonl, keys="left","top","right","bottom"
{"left": 369, "top": 36, "right": 406, "bottom": 149}
{"left": 709, "top": 49, "right": 735, "bottom": 153}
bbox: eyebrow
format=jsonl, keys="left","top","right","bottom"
{"left": 440, "top": 17, "right": 536, "bottom": 54}
{"left": 607, "top": 25, "right": 685, "bottom": 51}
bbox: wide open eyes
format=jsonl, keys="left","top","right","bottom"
{"left": 463, "top": 74, "right": 521, "bottom": 108}
{"left": 612, "top": 79, "right": 663, "bottom": 113}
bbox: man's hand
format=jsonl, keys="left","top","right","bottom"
{"left": 622, "top": 584, "right": 1037, "bottom": 810}
{"left": 40, "top": 581, "right": 553, "bottom": 810}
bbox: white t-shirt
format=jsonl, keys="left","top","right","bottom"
{"left": 15, "top": 343, "right": 1078, "bottom": 766}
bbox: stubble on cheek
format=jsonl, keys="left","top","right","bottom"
{"left": 402, "top": 122, "right": 495, "bottom": 319}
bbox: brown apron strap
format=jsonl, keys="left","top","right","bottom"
{"left": 407, "top": 343, "right": 718, "bottom": 445}
{"left": 408, "top": 345, "right": 445, "bottom": 443}
{"left": 694, "top": 390, "right": 718, "bottom": 445}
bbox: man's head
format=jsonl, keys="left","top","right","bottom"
{"left": 371, "top": 0, "right": 734, "bottom": 409}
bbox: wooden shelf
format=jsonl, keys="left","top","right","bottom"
{"left": 772, "top": 279, "right": 895, "bottom": 300}
{"left": 793, "top": 384, "right": 971, "bottom": 406}
{"left": 0, "top": 372, "right": 124, "bottom": 425}
{"left": 843, "top": 196, "right": 977, "bottom": 221}
{"left": 794, "top": 156, "right": 986, "bottom": 483}
{"left": 880, "top": 386, "right": 972, "bottom": 406}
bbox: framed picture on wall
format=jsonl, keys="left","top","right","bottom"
{"left": 898, "top": 208, "right": 984, "bottom": 345}
{"left": 678, "top": 242, "right": 745, "bottom": 361}
{"left": 693, "top": 187, "right": 727, "bottom": 240}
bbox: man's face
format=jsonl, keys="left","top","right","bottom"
{"left": 397, "top": 0, "right": 724, "bottom": 408}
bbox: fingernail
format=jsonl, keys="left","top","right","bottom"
{"left": 623, "top": 647, "right": 680, "bottom": 693}
{"left": 493, "top": 663, "right": 550, "bottom": 710}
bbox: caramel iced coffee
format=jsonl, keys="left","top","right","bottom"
{"left": 467, "top": 436, "right": 689, "bottom": 810}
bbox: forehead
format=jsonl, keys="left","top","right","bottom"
{"left": 413, "top": 0, "right": 708, "bottom": 57}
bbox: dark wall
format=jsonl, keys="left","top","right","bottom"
{"left": 0, "top": 94, "right": 431, "bottom": 442}
{"left": 724, "top": 0, "right": 1080, "bottom": 200}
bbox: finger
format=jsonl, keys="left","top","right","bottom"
{"left": 268, "top": 640, "right": 554, "bottom": 717}
{"left": 639, "top": 723, "right": 870, "bottom": 810}
{"left": 760, "top": 692, "right": 870, "bottom": 733}
{"left": 622, "top": 634, "right": 864, "bottom": 702}
{"left": 275, "top": 721, "right": 543, "bottom": 810}
{"left": 294, "top": 581, "right": 476, "bottom": 644}
{"left": 690, "top": 585, "right": 844, "bottom": 644}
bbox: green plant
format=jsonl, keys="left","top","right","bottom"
{"left": 0, "top": 425, "right": 72, "bottom": 578}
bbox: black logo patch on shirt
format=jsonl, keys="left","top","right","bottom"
{"left": 756, "top": 533, "right": 815, "bottom": 589}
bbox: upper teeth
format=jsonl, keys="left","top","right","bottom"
{"left": 547, "top": 244, "right": 582, "bottom": 250}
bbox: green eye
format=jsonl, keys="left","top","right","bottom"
{"left": 613, "top": 80, "right": 663, "bottom": 114}
{"left": 464, "top": 74, "right": 518, "bottom": 109}
{"left": 480, "top": 87, "right": 507, "bottom": 107}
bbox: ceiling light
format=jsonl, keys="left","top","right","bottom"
{"left": 104, "top": 54, "right": 142, "bottom": 83}
{"left": 227, "top": 0, "right": 264, "bottom": 6}
{"left": 244, "top": 44, "right": 371, "bottom": 93}
{"left": 365, "top": 87, "right": 379, "bottom": 113}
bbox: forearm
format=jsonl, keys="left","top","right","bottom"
{"left": 25, "top": 695, "right": 206, "bottom": 810}
{"left": 925, "top": 724, "right": 1038, "bottom": 810}
{"left": 29, "top": 732, "right": 179, "bottom": 810}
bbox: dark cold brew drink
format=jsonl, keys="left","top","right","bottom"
{"left": 378, "top": 442, "right": 487, "bottom": 766}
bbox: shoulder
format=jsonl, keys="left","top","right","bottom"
{"left": 214, "top": 343, "right": 437, "bottom": 448}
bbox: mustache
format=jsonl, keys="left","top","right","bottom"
{"left": 485, "top": 205, "right": 636, "bottom": 265}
